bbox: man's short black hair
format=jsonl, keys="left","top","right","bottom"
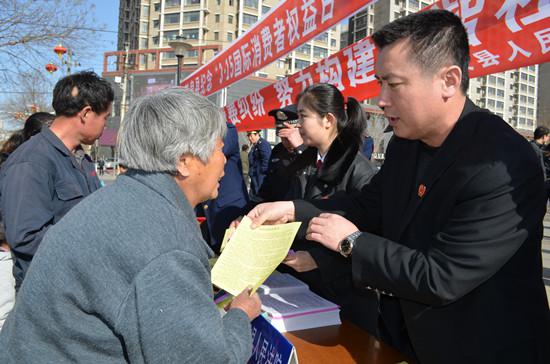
{"left": 52, "top": 71, "right": 114, "bottom": 117}
{"left": 372, "top": 9, "right": 470, "bottom": 93}
{"left": 534, "top": 126, "right": 550, "bottom": 140}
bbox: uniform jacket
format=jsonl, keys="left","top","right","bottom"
{"left": 0, "top": 171, "right": 251, "bottom": 363}
{"left": 285, "top": 131, "right": 378, "bottom": 333}
{"left": 0, "top": 127, "right": 100, "bottom": 289}
{"left": 294, "top": 99, "right": 550, "bottom": 363}
{"left": 203, "top": 123, "right": 249, "bottom": 251}
{"left": 248, "top": 137, "right": 271, "bottom": 195}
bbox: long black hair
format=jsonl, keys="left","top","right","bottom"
{"left": 296, "top": 83, "right": 365, "bottom": 147}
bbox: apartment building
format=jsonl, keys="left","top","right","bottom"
{"left": 347, "top": 0, "right": 539, "bottom": 135}
{"left": 117, "top": 0, "right": 341, "bottom": 84}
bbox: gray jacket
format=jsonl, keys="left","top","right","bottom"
{"left": 0, "top": 171, "right": 251, "bottom": 363}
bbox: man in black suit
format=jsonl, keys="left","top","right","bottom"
{"left": 246, "top": 10, "right": 550, "bottom": 364}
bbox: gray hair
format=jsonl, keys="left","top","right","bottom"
{"left": 117, "top": 87, "right": 227, "bottom": 172}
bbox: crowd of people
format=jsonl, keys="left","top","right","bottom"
{"left": 0, "top": 9, "right": 549, "bottom": 364}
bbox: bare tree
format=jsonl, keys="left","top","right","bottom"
{"left": 0, "top": 0, "right": 106, "bottom": 84}
{"left": 0, "top": 70, "right": 53, "bottom": 117}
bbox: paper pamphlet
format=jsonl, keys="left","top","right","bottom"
{"left": 211, "top": 216, "right": 301, "bottom": 296}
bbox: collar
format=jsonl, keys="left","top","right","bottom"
{"left": 317, "top": 152, "right": 327, "bottom": 163}
{"left": 41, "top": 125, "right": 73, "bottom": 157}
{"left": 122, "top": 170, "right": 215, "bottom": 258}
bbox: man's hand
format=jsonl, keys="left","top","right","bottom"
{"left": 229, "top": 288, "right": 262, "bottom": 321}
{"left": 282, "top": 250, "right": 318, "bottom": 272}
{"left": 247, "top": 201, "right": 295, "bottom": 228}
{"left": 306, "top": 213, "right": 359, "bottom": 251}
{"left": 278, "top": 123, "right": 303, "bottom": 149}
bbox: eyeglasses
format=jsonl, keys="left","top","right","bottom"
{"left": 247, "top": 132, "right": 258, "bottom": 136}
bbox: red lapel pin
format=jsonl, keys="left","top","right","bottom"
{"left": 418, "top": 184, "right": 426, "bottom": 198}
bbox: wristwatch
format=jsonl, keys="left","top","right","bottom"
{"left": 338, "top": 231, "right": 362, "bottom": 257}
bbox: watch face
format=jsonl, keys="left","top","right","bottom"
{"left": 341, "top": 239, "right": 352, "bottom": 254}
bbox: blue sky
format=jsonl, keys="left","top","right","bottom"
{"left": 79, "top": 1, "right": 119, "bottom": 74}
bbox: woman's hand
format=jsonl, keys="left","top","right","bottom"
{"left": 282, "top": 250, "right": 318, "bottom": 272}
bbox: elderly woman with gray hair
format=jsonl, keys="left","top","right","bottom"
{"left": 0, "top": 88, "right": 261, "bottom": 363}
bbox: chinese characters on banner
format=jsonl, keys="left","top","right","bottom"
{"left": 181, "top": 0, "right": 379, "bottom": 96}
{"left": 226, "top": 0, "right": 550, "bottom": 132}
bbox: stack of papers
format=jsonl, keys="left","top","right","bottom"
{"left": 258, "top": 273, "right": 341, "bottom": 333}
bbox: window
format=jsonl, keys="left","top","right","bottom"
{"left": 228, "top": 15, "right": 234, "bottom": 24}
{"left": 529, "top": 86, "right": 535, "bottom": 94}
{"left": 227, "top": 32, "right": 233, "bottom": 41}
{"left": 187, "top": 49, "right": 198, "bottom": 57}
{"left": 139, "top": 54, "right": 147, "bottom": 66}
{"left": 521, "top": 73, "right": 528, "bottom": 81}
{"left": 154, "top": 2, "right": 161, "bottom": 11}
{"left": 488, "top": 87, "right": 495, "bottom": 96}
{"left": 529, "top": 75, "right": 535, "bottom": 83}
{"left": 497, "top": 89, "right": 504, "bottom": 97}
{"left": 165, "top": 51, "right": 176, "bottom": 59}
{"left": 242, "top": 13, "right": 257, "bottom": 25}
{"left": 520, "top": 95, "right": 527, "bottom": 102}
{"left": 153, "top": 19, "right": 160, "bottom": 28}
{"left": 163, "top": 30, "right": 179, "bottom": 42}
{"left": 183, "top": 11, "right": 200, "bottom": 22}
{"left": 330, "top": 39, "right": 336, "bottom": 48}
{"left": 315, "top": 32, "right": 328, "bottom": 42}
{"left": 153, "top": 36, "right": 159, "bottom": 45}
{"left": 166, "top": 0, "right": 180, "bottom": 7}
{"left": 217, "top": 0, "right": 221, "bottom": 4}
{"left": 296, "top": 43, "right": 311, "bottom": 54}
{"left": 488, "top": 75, "right": 496, "bottom": 84}
{"left": 277, "top": 59, "right": 286, "bottom": 68}
{"left": 294, "top": 59, "right": 310, "bottom": 70}
{"left": 214, "top": 31, "right": 219, "bottom": 40}
{"left": 276, "top": 75, "right": 285, "bottom": 80}
{"left": 528, "top": 108, "right": 534, "bottom": 116}
{"left": 215, "top": 14, "right": 220, "bottom": 22}
{"left": 140, "top": 22, "right": 148, "bottom": 33}
{"left": 313, "top": 46, "right": 328, "bottom": 58}
{"left": 181, "top": 28, "right": 199, "bottom": 40}
{"left": 497, "top": 77, "right": 505, "bottom": 86}
{"left": 229, "top": 0, "right": 234, "bottom": 6}
{"left": 520, "top": 106, "right": 526, "bottom": 114}
{"left": 258, "top": 72, "right": 268, "bottom": 78}
{"left": 409, "top": 0, "right": 419, "bottom": 10}
{"left": 496, "top": 101, "right": 504, "bottom": 109}
{"left": 164, "top": 13, "right": 180, "bottom": 24}
{"left": 244, "top": 0, "right": 258, "bottom": 8}
{"left": 184, "top": 0, "right": 200, "bottom": 4}
{"left": 528, "top": 96, "right": 535, "bottom": 104}
{"left": 142, "top": 5, "right": 150, "bottom": 17}
{"left": 487, "top": 99, "right": 495, "bottom": 107}
{"left": 262, "top": 5, "right": 270, "bottom": 15}
{"left": 140, "top": 38, "right": 148, "bottom": 49}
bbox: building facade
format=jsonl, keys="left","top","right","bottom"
{"left": 347, "top": 0, "right": 539, "bottom": 135}
{"left": 117, "top": 0, "right": 341, "bottom": 86}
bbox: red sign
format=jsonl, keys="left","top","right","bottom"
{"left": 181, "top": 0, "right": 378, "bottom": 96}
{"left": 226, "top": 0, "right": 550, "bottom": 131}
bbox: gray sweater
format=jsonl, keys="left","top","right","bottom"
{"left": 0, "top": 171, "right": 252, "bottom": 363}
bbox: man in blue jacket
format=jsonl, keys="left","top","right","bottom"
{"left": 201, "top": 122, "right": 249, "bottom": 252}
{"left": 247, "top": 130, "right": 271, "bottom": 199}
{"left": 0, "top": 71, "right": 113, "bottom": 290}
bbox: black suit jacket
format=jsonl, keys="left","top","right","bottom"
{"left": 294, "top": 99, "right": 550, "bottom": 364}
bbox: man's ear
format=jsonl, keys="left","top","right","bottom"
{"left": 79, "top": 106, "right": 93, "bottom": 122}
{"left": 175, "top": 155, "right": 192, "bottom": 178}
{"left": 441, "top": 65, "right": 462, "bottom": 99}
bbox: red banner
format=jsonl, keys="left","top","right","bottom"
{"left": 226, "top": 0, "right": 550, "bottom": 131}
{"left": 181, "top": 0, "right": 378, "bottom": 96}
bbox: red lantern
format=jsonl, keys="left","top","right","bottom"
{"left": 45, "top": 63, "right": 58, "bottom": 74}
{"left": 54, "top": 44, "right": 67, "bottom": 60}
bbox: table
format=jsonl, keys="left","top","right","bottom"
{"left": 284, "top": 320, "right": 412, "bottom": 364}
